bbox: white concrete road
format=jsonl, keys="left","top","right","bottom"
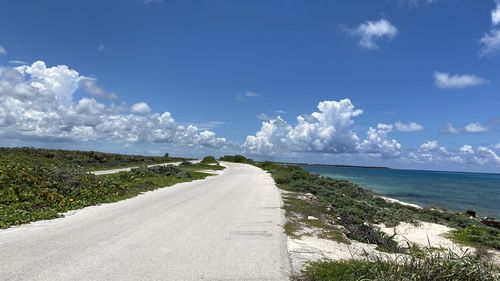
{"left": 90, "top": 160, "right": 201, "bottom": 176}
{"left": 0, "top": 162, "right": 291, "bottom": 281}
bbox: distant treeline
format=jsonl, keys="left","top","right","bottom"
{"left": 0, "top": 147, "right": 187, "bottom": 170}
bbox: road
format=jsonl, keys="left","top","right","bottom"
{"left": 90, "top": 160, "right": 201, "bottom": 176}
{"left": 0, "top": 162, "right": 290, "bottom": 281}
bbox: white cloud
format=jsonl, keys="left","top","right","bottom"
{"left": 433, "top": 72, "right": 488, "bottom": 89}
{"left": 236, "top": 91, "right": 259, "bottom": 101}
{"left": 394, "top": 121, "right": 423, "bottom": 132}
{"left": 0, "top": 46, "right": 6, "bottom": 56}
{"left": 244, "top": 99, "right": 401, "bottom": 158}
{"left": 496, "top": 143, "right": 500, "bottom": 150}
{"left": 398, "top": 0, "right": 439, "bottom": 7}
{"left": 141, "top": 0, "right": 163, "bottom": 4}
{"left": 464, "top": 122, "right": 489, "bottom": 133}
{"left": 97, "top": 43, "right": 110, "bottom": 52}
{"left": 257, "top": 113, "right": 271, "bottom": 121}
{"left": 459, "top": 145, "right": 474, "bottom": 154}
{"left": 244, "top": 99, "right": 363, "bottom": 154}
{"left": 480, "top": 29, "right": 500, "bottom": 56}
{"left": 475, "top": 146, "right": 500, "bottom": 164}
{"left": 410, "top": 143, "right": 500, "bottom": 166}
{"left": 0, "top": 61, "right": 229, "bottom": 149}
{"left": 358, "top": 123, "right": 401, "bottom": 158}
{"left": 479, "top": 1, "right": 500, "bottom": 56}
{"left": 131, "top": 102, "right": 152, "bottom": 114}
{"left": 349, "top": 19, "right": 398, "bottom": 49}
{"left": 493, "top": 0, "right": 500, "bottom": 25}
{"left": 419, "top": 140, "right": 438, "bottom": 152}
{"left": 8, "top": 60, "right": 27, "bottom": 65}
{"left": 81, "top": 79, "right": 118, "bottom": 100}
{"left": 441, "top": 122, "right": 459, "bottom": 134}
{"left": 245, "top": 91, "right": 258, "bottom": 97}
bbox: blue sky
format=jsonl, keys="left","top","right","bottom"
{"left": 0, "top": 0, "right": 499, "bottom": 172}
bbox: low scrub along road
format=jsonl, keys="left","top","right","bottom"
{"left": 0, "top": 162, "right": 291, "bottom": 280}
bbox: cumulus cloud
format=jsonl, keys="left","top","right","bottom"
{"left": 493, "top": 0, "right": 500, "bottom": 25}
{"left": 410, "top": 142, "right": 500, "bottom": 166}
{"left": 0, "top": 61, "right": 229, "bottom": 149}
{"left": 419, "top": 140, "right": 438, "bottom": 152}
{"left": 358, "top": 124, "right": 401, "bottom": 158}
{"left": 479, "top": 1, "right": 500, "bottom": 56}
{"left": 433, "top": 72, "right": 489, "bottom": 89}
{"left": 244, "top": 99, "right": 363, "bottom": 154}
{"left": 480, "top": 30, "right": 500, "bottom": 57}
{"left": 394, "top": 121, "right": 423, "bottom": 132}
{"left": 348, "top": 19, "right": 398, "bottom": 49}
{"left": 131, "top": 102, "right": 152, "bottom": 114}
{"left": 244, "top": 99, "right": 401, "bottom": 158}
{"left": 81, "top": 79, "right": 118, "bottom": 100}
{"left": 441, "top": 122, "right": 459, "bottom": 134}
{"left": 0, "top": 46, "right": 6, "bottom": 56}
{"left": 464, "top": 122, "right": 489, "bottom": 133}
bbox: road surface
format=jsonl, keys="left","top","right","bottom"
{"left": 90, "top": 160, "right": 201, "bottom": 176}
{"left": 0, "top": 162, "right": 291, "bottom": 280}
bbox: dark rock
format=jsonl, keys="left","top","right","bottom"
{"left": 465, "top": 210, "right": 476, "bottom": 217}
{"left": 481, "top": 218, "right": 500, "bottom": 230}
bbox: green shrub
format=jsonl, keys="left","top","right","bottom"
{"left": 219, "top": 155, "right": 254, "bottom": 164}
{"left": 448, "top": 225, "right": 500, "bottom": 249}
{"left": 298, "top": 250, "right": 499, "bottom": 281}
{"left": 200, "top": 156, "right": 217, "bottom": 164}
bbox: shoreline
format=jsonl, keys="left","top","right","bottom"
{"left": 377, "top": 195, "right": 422, "bottom": 209}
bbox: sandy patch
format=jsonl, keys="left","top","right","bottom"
{"left": 287, "top": 233, "right": 402, "bottom": 274}
{"left": 377, "top": 221, "right": 468, "bottom": 252}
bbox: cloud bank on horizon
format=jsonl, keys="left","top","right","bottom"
{"left": 0, "top": 59, "right": 498, "bottom": 170}
{"left": 0, "top": 61, "right": 230, "bottom": 149}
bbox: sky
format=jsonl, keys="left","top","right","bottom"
{"left": 0, "top": 0, "right": 499, "bottom": 173}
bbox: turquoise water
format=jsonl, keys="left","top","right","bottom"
{"left": 301, "top": 165, "right": 500, "bottom": 219}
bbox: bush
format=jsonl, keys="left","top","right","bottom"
{"left": 179, "top": 161, "right": 194, "bottom": 167}
{"left": 200, "top": 156, "right": 217, "bottom": 164}
{"left": 298, "top": 250, "right": 499, "bottom": 281}
{"left": 219, "top": 155, "right": 254, "bottom": 164}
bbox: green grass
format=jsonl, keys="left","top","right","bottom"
{"left": 297, "top": 250, "right": 499, "bottom": 281}
{"left": 447, "top": 225, "right": 500, "bottom": 250}
{"left": 0, "top": 148, "right": 215, "bottom": 229}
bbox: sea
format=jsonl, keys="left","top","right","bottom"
{"left": 301, "top": 165, "right": 500, "bottom": 219}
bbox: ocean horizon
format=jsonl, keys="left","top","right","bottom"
{"left": 302, "top": 164, "right": 500, "bottom": 219}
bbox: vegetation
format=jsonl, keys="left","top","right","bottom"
{"left": 256, "top": 161, "right": 500, "bottom": 251}
{"left": 0, "top": 147, "right": 187, "bottom": 171}
{"left": 219, "top": 155, "right": 254, "bottom": 164}
{"left": 297, "top": 250, "right": 499, "bottom": 281}
{"left": 200, "top": 156, "right": 218, "bottom": 164}
{"left": 0, "top": 147, "right": 214, "bottom": 229}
